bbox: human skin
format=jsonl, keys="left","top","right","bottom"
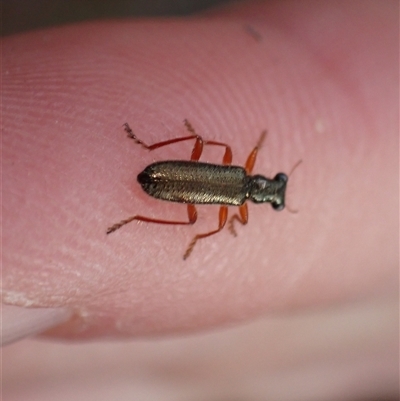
{"left": 2, "top": 0, "right": 399, "bottom": 399}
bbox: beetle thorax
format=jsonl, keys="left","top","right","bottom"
{"left": 248, "top": 174, "right": 288, "bottom": 210}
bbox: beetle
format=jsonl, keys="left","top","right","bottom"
{"left": 107, "top": 120, "right": 299, "bottom": 259}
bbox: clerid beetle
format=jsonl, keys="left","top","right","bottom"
{"left": 107, "top": 120, "right": 300, "bottom": 259}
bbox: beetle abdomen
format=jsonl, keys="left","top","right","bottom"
{"left": 138, "top": 161, "right": 249, "bottom": 206}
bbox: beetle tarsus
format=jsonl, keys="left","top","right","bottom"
{"left": 183, "top": 240, "right": 196, "bottom": 260}
{"left": 107, "top": 216, "right": 137, "bottom": 234}
{"left": 106, "top": 224, "right": 120, "bottom": 234}
{"left": 123, "top": 123, "right": 150, "bottom": 149}
{"left": 228, "top": 219, "right": 238, "bottom": 237}
{"left": 183, "top": 119, "right": 197, "bottom": 135}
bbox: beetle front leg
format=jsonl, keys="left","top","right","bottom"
{"left": 228, "top": 204, "right": 248, "bottom": 237}
{"left": 244, "top": 130, "right": 267, "bottom": 174}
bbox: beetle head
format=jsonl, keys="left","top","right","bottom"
{"left": 249, "top": 173, "right": 288, "bottom": 210}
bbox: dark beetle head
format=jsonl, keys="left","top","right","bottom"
{"left": 249, "top": 173, "right": 288, "bottom": 210}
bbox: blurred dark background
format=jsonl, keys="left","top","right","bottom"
{"left": 2, "top": 0, "right": 233, "bottom": 36}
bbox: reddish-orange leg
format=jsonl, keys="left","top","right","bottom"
{"left": 108, "top": 121, "right": 233, "bottom": 259}
{"left": 184, "top": 206, "right": 228, "bottom": 260}
{"left": 106, "top": 204, "right": 198, "bottom": 235}
{"left": 228, "top": 130, "right": 267, "bottom": 236}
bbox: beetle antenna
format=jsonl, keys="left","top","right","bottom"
{"left": 285, "top": 159, "right": 302, "bottom": 214}
{"left": 288, "top": 159, "right": 302, "bottom": 177}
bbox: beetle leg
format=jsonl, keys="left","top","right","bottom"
{"left": 123, "top": 123, "right": 151, "bottom": 148}
{"left": 123, "top": 122, "right": 204, "bottom": 159}
{"left": 228, "top": 204, "right": 248, "bottom": 237}
{"left": 107, "top": 204, "right": 197, "bottom": 234}
{"left": 184, "top": 119, "right": 233, "bottom": 165}
{"left": 244, "top": 130, "right": 267, "bottom": 174}
{"left": 204, "top": 139, "right": 233, "bottom": 165}
{"left": 183, "top": 206, "right": 228, "bottom": 260}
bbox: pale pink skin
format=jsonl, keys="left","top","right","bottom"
{"left": 3, "top": 0, "right": 399, "bottom": 399}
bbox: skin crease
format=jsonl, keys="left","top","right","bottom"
{"left": 2, "top": 0, "right": 399, "bottom": 399}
